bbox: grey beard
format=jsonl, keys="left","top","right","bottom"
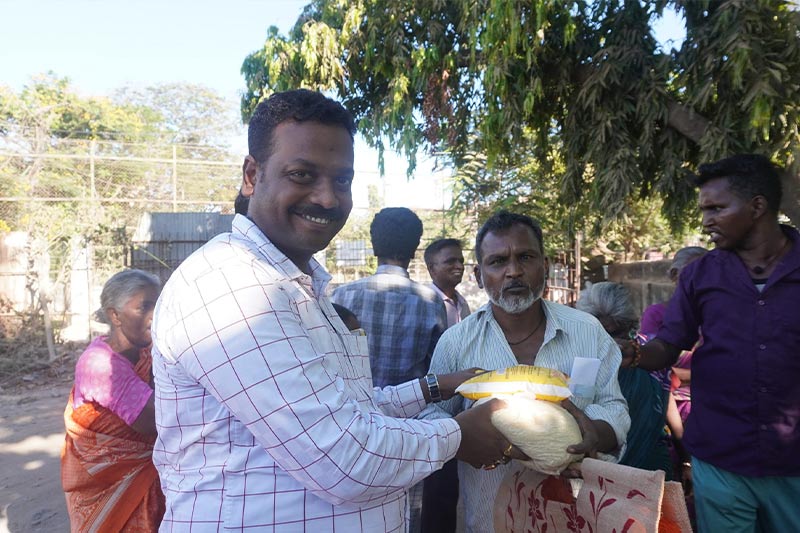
{"left": 486, "top": 286, "right": 543, "bottom": 314}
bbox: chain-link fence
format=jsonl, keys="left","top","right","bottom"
{"left": 0, "top": 137, "right": 580, "bottom": 347}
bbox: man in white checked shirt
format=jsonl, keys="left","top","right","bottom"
{"left": 419, "top": 211, "right": 630, "bottom": 533}
{"left": 150, "top": 90, "right": 525, "bottom": 532}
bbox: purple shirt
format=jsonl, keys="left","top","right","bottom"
{"left": 639, "top": 302, "right": 667, "bottom": 338}
{"left": 657, "top": 225, "right": 800, "bottom": 477}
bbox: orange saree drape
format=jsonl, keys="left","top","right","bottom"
{"left": 61, "top": 350, "right": 165, "bottom": 533}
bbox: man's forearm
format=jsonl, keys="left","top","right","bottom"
{"left": 623, "top": 338, "right": 680, "bottom": 371}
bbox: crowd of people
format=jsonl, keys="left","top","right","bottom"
{"left": 60, "top": 89, "right": 799, "bottom": 532}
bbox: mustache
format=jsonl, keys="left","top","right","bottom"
{"left": 502, "top": 281, "right": 531, "bottom": 291}
{"left": 294, "top": 205, "right": 346, "bottom": 221}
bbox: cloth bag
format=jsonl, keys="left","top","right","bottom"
{"left": 493, "top": 458, "right": 692, "bottom": 533}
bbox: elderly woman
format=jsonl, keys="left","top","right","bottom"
{"left": 61, "top": 269, "right": 165, "bottom": 532}
{"left": 577, "top": 282, "right": 673, "bottom": 478}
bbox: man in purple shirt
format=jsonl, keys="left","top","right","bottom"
{"left": 621, "top": 154, "right": 800, "bottom": 531}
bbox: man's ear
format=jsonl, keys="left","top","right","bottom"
{"left": 242, "top": 155, "right": 258, "bottom": 196}
{"left": 473, "top": 264, "right": 483, "bottom": 289}
{"left": 750, "top": 195, "right": 768, "bottom": 220}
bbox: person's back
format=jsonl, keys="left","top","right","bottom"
{"left": 334, "top": 269, "right": 445, "bottom": 387}
{"left": 332, "top": 208, "right": 446, "bottom": 388}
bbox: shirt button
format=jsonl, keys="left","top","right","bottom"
{"left": 757, "top": 300, "right": 765, "bottom": 306}
{"left": 759, "top": 344, "right": 766, "bottom": 350}
{"left": 759, "top": 387, "right": 768, "bottom": 393}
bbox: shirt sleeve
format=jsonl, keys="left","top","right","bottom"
{"left": 371, "top": 379, "right": 428, "bottom": 418}
{"left": 170, "top": 267, "right": 461, "bottom": 506}
{"left": 656, "top": 264, "right": 702, "bottom": 351}
{"left": 74, "top": 344, "right": 153, "bottom": 426}
{"left": 582, "top": 331, "right": 631, "bottom": 456}
{"left": 417, "top": 329, "right": 467, "bottom": 421}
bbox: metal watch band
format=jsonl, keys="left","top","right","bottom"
{"left": 425, "top": 373, "right": 442, "bottom": 403}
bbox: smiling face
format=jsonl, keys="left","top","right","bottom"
{"left": 698, "top": 177, "right": 758, "bottom": 251}
{"left": 428, "top": 244, "right": 466, "bottom": 291}
{"left": 475, "top": 223, "right": 546, "bottom": 315}
{"left": 242, "top": 120, "right": 354, "bottom": 269}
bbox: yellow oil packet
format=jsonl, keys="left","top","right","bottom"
{"left": 456, "top": 365, "right": 572, "bottom": 402}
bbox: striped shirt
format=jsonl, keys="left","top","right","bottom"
{"left": 332, "top": 265, "right": 447, "bottom": 387}
{"left": 419, "top": 300, "right": 630, "bottom": 533}
{"left": 151, "top": 215, "right": 461, "bottom": 532}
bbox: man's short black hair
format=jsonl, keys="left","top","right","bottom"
{"left": 475, "top": 210, "right": 544, "bottom": 264}
{"left": 370, "top": 207, "right": 423, "bottom": 262}
{"left": 247, "top": 89, "right": 356, "bottom": 164}
{"left": 424, "top": 238, "right": 463, "bottom": 267}
{"left": 694, "top": 154, "right": 783, "bottom": 213}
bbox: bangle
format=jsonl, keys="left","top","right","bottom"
{"left": 425, "top": 373, "right": 442, "bottom": 403}
{"left": 681, "top": 462, "right": 692, "bottom": 468}
{"left": 629, "top": 341, "right": 642, "bottom": 368}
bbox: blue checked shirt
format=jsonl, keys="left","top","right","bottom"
{"left": 332, "top": 265, "right": 447, "bottom": 388}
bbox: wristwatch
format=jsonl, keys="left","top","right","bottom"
{"left": 425, "top": 373, "right": 442, "bottom": 403}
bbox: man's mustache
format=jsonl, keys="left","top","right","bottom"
{"left": 502, "top": 281, "right": 531, "bottom": 292}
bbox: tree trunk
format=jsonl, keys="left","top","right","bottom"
{"left": 39, "top": 292, "right": 57, "bottom": 362}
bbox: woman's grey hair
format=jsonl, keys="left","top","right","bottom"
{"left": 576, "top": 282, "right": 638, "bottom": 334}
{"left": 94, "top": 269, "right": 161, "bottom": 324}
{"left": 668, "top": 246, "right": 708, "bottom": 280}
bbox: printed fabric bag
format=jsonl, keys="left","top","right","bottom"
{"left": 494, "top": 458, "right": 693, "bottom": 533}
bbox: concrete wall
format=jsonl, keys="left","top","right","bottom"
{"left": 608, "top": 259, "right": 674, "bottom": 316}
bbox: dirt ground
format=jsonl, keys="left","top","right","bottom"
{"left": 0, "top": 370, "right": 73, "bottom": 533}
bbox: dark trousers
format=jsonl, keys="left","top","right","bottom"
{"left": 420, "top": 458, "right": 459, "bottom": 533}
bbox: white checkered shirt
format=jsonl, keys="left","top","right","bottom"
{"left": 151, "top": 215, "right": 461, "bottom": 532}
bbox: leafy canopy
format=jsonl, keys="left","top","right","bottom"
{"left": 241, "top": 0, "right": 800, "bottom": 235}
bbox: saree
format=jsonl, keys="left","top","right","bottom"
{"left": 618, "top": 367, "right": 673, "bottom": 479}
{"left": 61, "top": 348, "right": 164, "bottom": 532}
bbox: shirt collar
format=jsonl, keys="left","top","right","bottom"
{"left": 231, "top": 214, "right": 332, "bottom": 295}
{"left": 375, "top": 264, "right": 410, "bottom": 278}
{"left": 430, "top": 282, "right": 455, "bottom": 303}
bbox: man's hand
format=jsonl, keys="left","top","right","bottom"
{"left": 560, "top": 398, "right": 618, "bottom": 465}
{"left": 561, "top": 399, "right": 601, "bottom": 459}
{"left": 454, "top": 398, "right": 526, "bottom": 469}
{"left": 437, "top": 367, "right": 486, "bottom": 401}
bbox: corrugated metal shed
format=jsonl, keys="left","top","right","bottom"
{"left": 129, "top": 212, "right": 234, "bottom": 282}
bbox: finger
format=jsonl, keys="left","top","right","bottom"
{"left": 566, "top": 439, "right": 595, "bottom": 458}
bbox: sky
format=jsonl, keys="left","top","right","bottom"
{"left": 1, "top": 0, "right": 684, "bottom": 210}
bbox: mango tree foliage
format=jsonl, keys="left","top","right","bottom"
{"left": 241, "top": 0, "right": 800, "bottom": 232}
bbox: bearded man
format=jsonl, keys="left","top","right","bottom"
{"left": 418, "top": 210, "right": 630, "bottom": 533}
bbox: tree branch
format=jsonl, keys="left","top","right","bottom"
{"left": 665, "top": 101, "right": 710, "bottom": 144}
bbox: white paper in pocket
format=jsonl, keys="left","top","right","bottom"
{"left": 570, "top": 357, "right": 601, "bottom": 396}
